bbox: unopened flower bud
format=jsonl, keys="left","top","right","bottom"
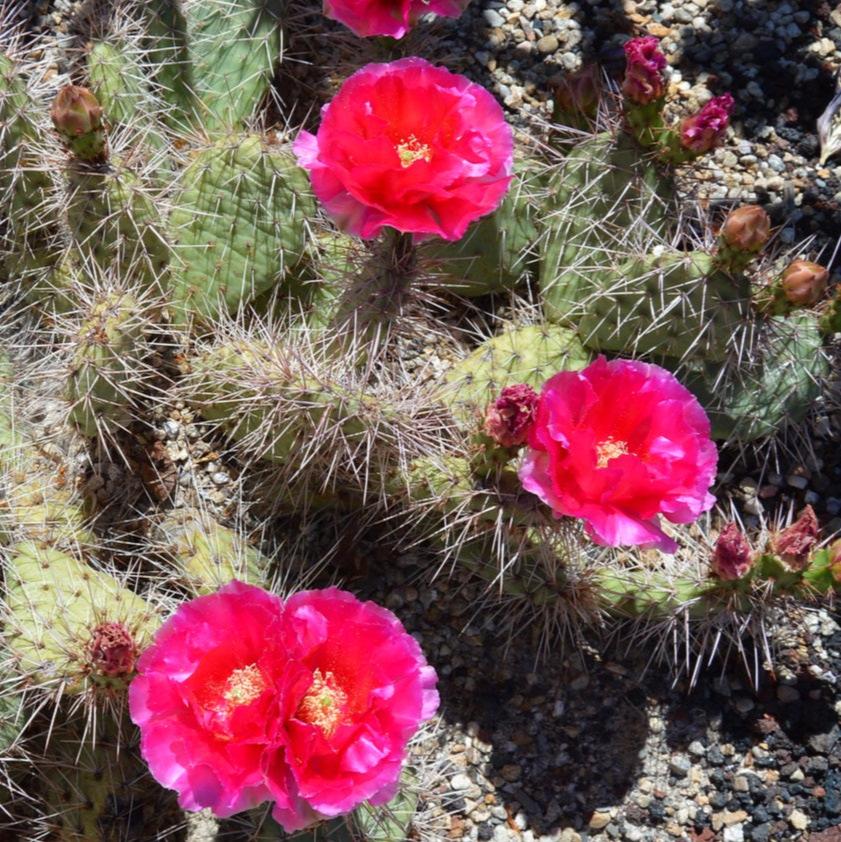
{"left": 710, "top": 522, "right": 754, "bottom": 580}
{"left": 87, "top": 621, "right": 138, "bottom": 678}
{"left": 484, "top": 384, "right": 538, "bottom": 448}
{"left": 721, "top": 205, "right": 771, "bottom": 253}
{"left": 772, "top": 505, "right": 819, "bottom": 570}
{"left": 781, "top": 259, "right": 829, "bottom": 307}
{"left": 679, "top": 93, "right": 734, "bottom": 154}
{"left": 621, "top": 36, "right": 667, "bottom": 105}
{"left": 50, "top": 85, "right": 107, "bottom": 161}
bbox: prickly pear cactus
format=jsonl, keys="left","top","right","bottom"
{"left": 4, "top": 541, "right": 158, "bottom": 695}
{"left": 168, "top": 135, "right": 316, "bottom": 328}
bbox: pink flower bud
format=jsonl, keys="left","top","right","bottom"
{"left": 781, "top": 259, "right": 829, "bottom": 307}
{"left": 87, "top": 621, "right": 138, "bottom": 678}
{"left": 484, "top": 384, "right": 539, "bottom": 447}
{"left": 710, "top": 522, "right": 754, "bottom": 580}
{"left": 621, "top": 37, "right": 667, "bottom": 105}
{"left": 50, "top": 85, "right": 107, "bottom": 161}
{"left": 721, "top": 205, "right": 771, "bottom": 253}
{"left": 772, "top": 505, "right": 820, "bottom": 570}
{"left": 679, "top": 93, "right": 734, "bottom": 154}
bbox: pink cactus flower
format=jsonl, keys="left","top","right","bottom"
{"left": 278, "top": 588, "right": 439, "bottom": 817}
{"left": 710, "top": 523, "right": 754, "bottom": 580}
{"left": 680, "top": 93, "right": 734, "bottom": 154}
{"left": 621, "top": 36, "right": 667, "bottom": 105}
{"left": 129, "top": 582, "right": 438, "bottom": 831}
{"left": 294, "top": 58, "right": 513, "bottom": 241}
{"left": 484, "top": 384, "right": 539, "bottom": 447}
{"left": 324, "top": 0, "right": 468, "bottom": 38}
{"left": 518, "top": 357, "right": 717, "bottom": 553}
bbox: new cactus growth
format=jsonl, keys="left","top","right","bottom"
{"left": 168, "top": 134, "right": 316, "bottom": 328}
{"left": 64, "top": 288, "right": 153, "bottom": 437}
{"left": 149, "top": 506, "right": 269, "bottom": 593}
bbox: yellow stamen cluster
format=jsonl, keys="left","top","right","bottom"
{"left": 596, "top": 437, "right": 629, "bottom": 469}
{"left": 222, "top": 664, "right": 266, "bottom": 707}
{"left": 297, "top": 669, "right": 348, "bottom": 737}
{"left": 396, "top": 134, "right": 431, "bottom": 168}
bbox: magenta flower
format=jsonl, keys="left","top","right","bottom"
{"left": 709, "top": 523, "right": 754, "bottom": 580}
{"left": 519, "top": 357, "right": 717, "bottom": 553}
{"left": 279, "top": 588, "right": 438, "bottom": 816}
{"left": 680, "top": 93, "right": 734, "bottom": 154}
{"left": 129, "top": 582, "right": 438, "bottom": 831}
{"left": 484, "top": 384, "right": 539, "bottom": 447}
{"left": 622, "top": 36, "right": 667, "bottom": 105}
{"left": 294, "top": 58, "right": 513, "bottom": 241}
{"left": 324, "top": 0, "right": 468, "bottom": 38}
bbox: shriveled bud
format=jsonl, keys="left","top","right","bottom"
{"left": 679, "top": 93, "right": 734, "bottom": 154}
{"left": 721, "top": 205, "right": 771, "bottom": 253}
{"left": 87, "top": 621, "right": 138, "bottom": 679}
{"left": 50, "top": 85, "right": 107, "bottom": 161}
{"left": 781, "top": 259, "right": 829, "bottom": 307}
{"left": 553, "top": 65, "right": 601, "bottom": 122}
{"left": 621, "top": 36, "right": 667, "bottom": 105}
{"left": 484, "top": 384, "right": 538, "bottom": 448}
{"left": 772, "top": 505, "right": 819, "bottom": 570}
{"left": 710, "top": 522, "right": 754, "bottom": 580}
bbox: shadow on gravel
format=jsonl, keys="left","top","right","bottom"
{"left": 436, "top": 649, "right": 650, "bottom": 835}
{"left": 372, "top": 557, "right": 841, "bottom": 836}
{"left": 669, "top": 0, "right": 841, "bottom": 253}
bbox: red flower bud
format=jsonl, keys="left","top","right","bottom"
{"left": 680, "top": 93, "right": 734, "bottom": 154}
{"left": 87, "top": 621, "right": 138, "bottom": 678}
{"left": 710, "top": 522, "right": 754, "bottom": 580}
{"left": 781, "top": 260, "right": 829, "bottom": 307}
{"left": 621, "top": 37, "right": 667, "bottom": 105}
{"left": 484, "top": 384, "right": 539, "bottom": 447}
{"left": 50, "top": 85, "right": 107, "bottom": 161}
{"left": 772, "top": 505, "right": 820, "bottom": 570}
{"left": 721, "top": 205, "right": 771, "bottom": 253}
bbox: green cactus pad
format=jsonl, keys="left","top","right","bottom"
{"left": 65, "top": 290, "right": 148, "bottom": 437}
{"left": 540, "top": 131, "right": 673, "bottom": 325}
{"left": 151, "top": 506, "right": 268, "bottom": 593}
{"left": 576, "top": 251, "right": 750, "bottom": 361}
{"left": 0, "top": 54, "right": 60, "bottom": 283}
{"left": 65, "top": 162, "right": 169, "bottom": 289}
{"left": 441, "top": 323, "right": 590, "bottom": 423}
{"left": 40, "top": 721, "right": 183, "bottom": 840}
{"left": 86, "top": 40, "right": 168, "bottom": 153}
{"left": 144, "top": 0, "right": 283, "bottom": 132}
{"left": 678, "top": 311, "right": 827, "bottom": 441}
{"left": 5, "top": 541, "right": 158, "bottom": 694}
{"left": 422, "top": 157, "right": 542, "bottom": 296}
{"left": 168, "top": 135, "right": 315, "bottom": 327}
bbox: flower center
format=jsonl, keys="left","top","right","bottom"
{"left": 596, "top": 437, "right": 629, "bottom": 469}
{"left": 221, "top": 664, "right": 266, "bottom": 708}
{"left": 395, "top": 134, "right": 431, "bottom": 168}
{"left": 296, "top": 669, "right": 348, "bottom": 737}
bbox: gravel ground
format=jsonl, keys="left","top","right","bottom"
{"left": 14, "top": 0, "right": 841, "bottom": 839}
